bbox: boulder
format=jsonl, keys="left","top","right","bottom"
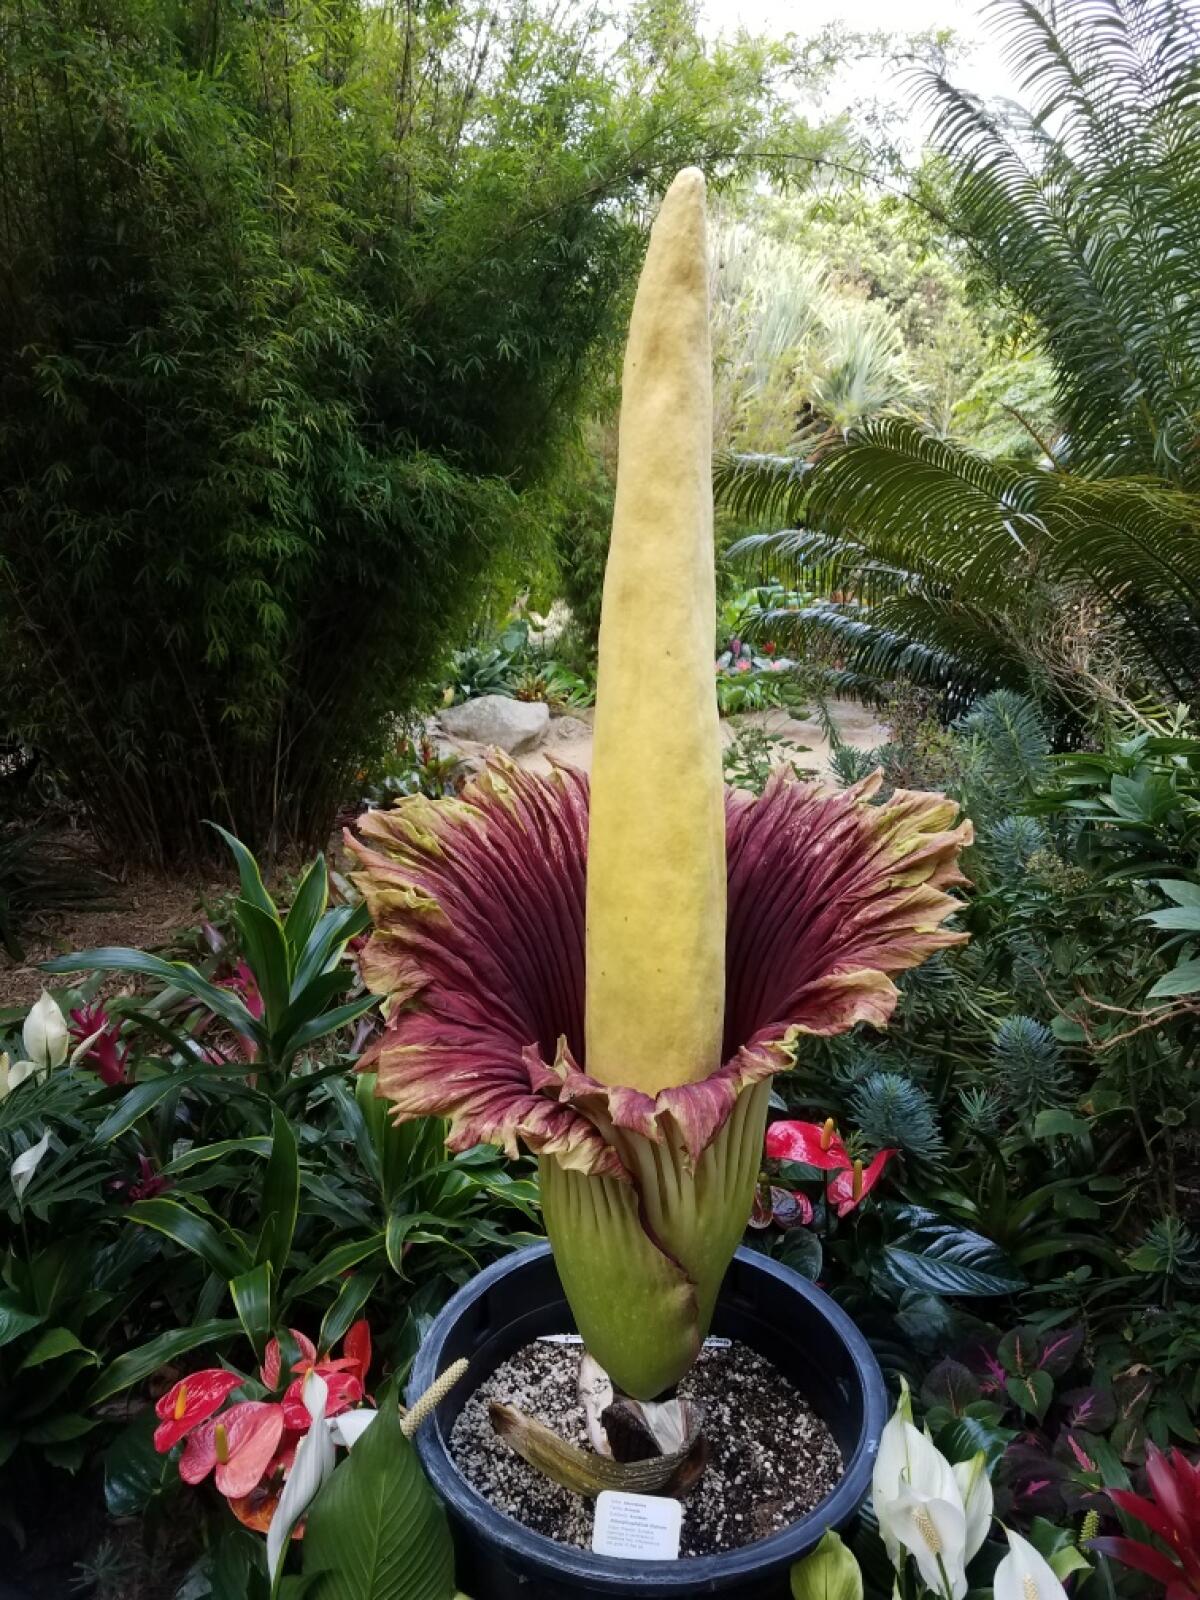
{"left": 439, "top": 694, "right": 549, "bottom": 754}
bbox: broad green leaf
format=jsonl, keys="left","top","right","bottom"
{"left": 104, "top": 1412, "right": 175, "bottom": 1518}
{"left": 257, "top": 1109, "right": 300, "bottom": 1282}
{"left": 23, "top": 1411, "right": 96, "bottom": 1443}
{"left": 232, "top": 1262, "right": 274, "bottom": 1358}
{"left": 93, "top": 1075, "right": 179, "bottom": 1143}
{"left": 1033, "top": 1109, "right": 1090, "bottom": 1139}
{"left": 299, "top": 1395, "right": 456, "bottom": 1600}
{"left": 790, "top": 1531, "right": 863, "bottom": 1600}
{"left": 319, "top": 1272, "right": 378, "bottom": 1354}
{"left": 237, "top": 898, "right": 292, "bottom": 1032}
{"left": 292, "top": 904, "right": 370, "bottom": 996}
{"left": 1154, "top": 878, "right": 1200, "bottom": 907}
{"left": 284, "top": 995, "right": 377, "bottom": 1060}
{"left": 1006, "top": 1369, "right": 1053, "bottom": 1422}
{"left": 86, "top": 1319, "right": 241, "bottom": 1404}
{"left": 276, "top": 972, "right": 354, "bottom": 1053}
{"left": 209, "top": 823, "right": 277, "bottom": 919}
{"left": 882, "top": 1213, "right": 1023, "bottom": 1297}
{"left": 1149, "top": 959, "right": 1200, "bottom": 998}
{"left": 284, "top": 1237, "right": 386, "bottom": 1304}
{"left": 18, "top": 1327, "right": 96, "bottom": 1370}
{"left": 0, "top": 1292, "right": 43, "bottom": 1348}
{"left": 1141, "top": 906, "right": 1200, "bottom": 930}
{"left": 127, "top": 1197, "right": 250, "bottom": 1279}
{"left": 285, "top": 856, "right": 329, "bottom": 970}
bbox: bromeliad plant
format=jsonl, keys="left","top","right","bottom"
{"left": 350, "top": 168, "right": 972, "bottom": 1402}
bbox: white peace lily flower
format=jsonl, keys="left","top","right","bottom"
{"left": 0, "top": 1053, "right": 9, "bottom": 1101}
{"left": 876, "top": 1422, "right": 969, "bottom": 1600}
{"left": 7, "top": 1058, "right": 39, "bottom": 1092}
{"left": 267, "top": 1369, "right": 337, "bottom": 1580}
{"left": 872, "top": 1379, "right": 915, "bottom": 1565}
{"left": 11, "top": 1127, "right": 53, "bottom": 1201}
{"left": 994, "top": 1528, "right": 1069, "bottom": 1600}
{"left": 23, "top": 991, "right": 69, "bottom": 1071}
{"left": 69, "top": 1026, "right": 108, "bottom": 1067}
{"left": 952, "top": 1450, "right": 993, "bottom": 1563}
{"left": 328, "top": 1407, "right": 378, "bottom": 1450}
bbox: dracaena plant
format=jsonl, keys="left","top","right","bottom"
{"left": 349, "top": 168, "right": 972, "bottom": 1402}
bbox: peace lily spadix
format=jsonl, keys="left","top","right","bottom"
{"left": 349, "top": 168, "right": 971, "bottom": 1400}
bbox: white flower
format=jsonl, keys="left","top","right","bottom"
{"left": 952, "top": 1451, "right": 993, "bottom": 1563}
{"left": 11, "top": 1127, "right": 52, "bottom": 1201}
{"left": 328, "top": 1408, "right": 378, "bottom": 1450}
{"left": 881, "top": 1426, "right": 969, "bottom": 1600}
{"left": 872, "top": 1379, "right": 915, "bottom": 1565}
{"left": 994, "top": 1528, "right": 1069, "bottom": 1600}
{"left": 267, "top": 1370, "right": 337, "bottom": 1580}
{"left": 22, "top": 991, "right": 68, "bottom": 1072}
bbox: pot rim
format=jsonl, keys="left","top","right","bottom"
{"left": 409, "top": 1242, "right": 887, "bottom": 1586}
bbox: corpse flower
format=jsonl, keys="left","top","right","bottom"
{"left": 349, "top": 168, "right": 970, "bottom": 1402}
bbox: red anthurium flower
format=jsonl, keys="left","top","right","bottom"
{"left": 827, "top": 1148, "right": 896, "bottom": 1217}
{"left": 260, "top": 1329, "right": 318, "bottom": 1391}
{"left": 180, "top": 1401, "right": 286, "bottom": 1499}
{"left": 1091, "top": 1442, "right": 1200, "bottom": 1597}
{"left": 69, "top": 1002, "right": 129, "bottom": 1087}
{"left": 764, "top": 1118, "right": 850, "bottom": 1171}
{"left": 226, "top": 1431, "right": 303, "bottom": 1533}
{"left": 282, "top": 1369, "right": 362, "bottom": 1430}
{"left": 342, "top": 1319, "right": 371, "bottom": 1388}
{"left": 153, "top": 1370, "right": 243, "bottom": 1452}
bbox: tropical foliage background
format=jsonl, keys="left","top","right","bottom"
{"left": 2, "top": 0, "right": 1200, "bottom": 1595}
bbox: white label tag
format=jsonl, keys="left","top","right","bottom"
{"left": 592, "top": 1491, "right": 682, "bottom": 1560}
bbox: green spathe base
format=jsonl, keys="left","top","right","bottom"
{"left": 539, "top": 1079, "right": 771, "bottom": 1399}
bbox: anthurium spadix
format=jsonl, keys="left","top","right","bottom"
{"left": 349, "top": 168, "right": 971, "bottom": 1401}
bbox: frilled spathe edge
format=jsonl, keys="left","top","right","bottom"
{"left": 348, "top": 759, "right": 972, "bottom": 1181}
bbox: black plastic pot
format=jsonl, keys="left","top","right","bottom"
{"left": 408, "top": 1242, "right": 887, "bottom": 1599}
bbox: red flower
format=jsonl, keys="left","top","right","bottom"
{"left": 260, "top": 1329, "right": 318, "bottom": 1390}
{"left": 69, "top": 1002, "right": 129, "bottom": 1087}
{"left": 180, "top": 1400, "right": 286, "bottom": 1499}
{"left": 218, "top": 959, "right": 265, "bottom": 1062}
{"left": 1091, "top": 1442, "right": 1200, "bottom": 1598}
{"left": 112, "top": 1154, "right": 170, "bottom": 1202}
{"left": 764, "top": 1118, "right": 850, "bottom": 1171}
{"left": 764, "top": 1118, "right": 896, "bottom": 1216}
{"left": 341, "top": 1319, "right": 372, "bottom": 1388}
{"left": 154, "top": 1369, "right": 244, "bottom": 1452}
{"left": 282, "top": 1368, "right": 362, "bottom": 1429}
{"left": 827, "top": 1149, "right": 895, "bottom": 1217}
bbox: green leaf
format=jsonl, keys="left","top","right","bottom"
{"left": 236, "top": 897, "right": 292, "bottom": 1033}
{"left": 292, "top": 905, "right": 369, "bottom": 998}
{"left": 0, "top": 1291, "right": 43, "bottom": 1348}
{"left": 1141, "top": 906, "right": 1200, "bottom": 930}
{"left": 1154, "top": 878, "right": 1200, "bottom": 907}
{"left": 319, "top": 1272, "right": 379, "bottom": 1355}
{"left": 93, "top": 1075, "right": 180, "bottom": 1143}
{"left": 164, "top": 1137, "right": 274, "bottom": 1174}
{"left": 209, "top": 824, "right": 277, "bottom": 920}
{"left": 284, "top": 995, "right": 377, "bottom": 1060}
{"left": 18, "top": 1327, "right": 96, "bottom": 1371}
{"left": 23, "top": 1412, "right": 96, "bottom": 1444}
{"left": 882, "top": 1212, "right": 1023, "bottom": 1297}
{"left": 1149, "top": 959, "right": 1200, "bottom": 998}
{"left": 104, "top": 1412, "right": 175, "bottom": 1518}
{"left": 285, "top": 856, "right": 329, "bottom": 971}
{"left": 43, "top": 947, "right": 266, "bottom": 1045}
{"left": 1006, "top": 1370, "right": 1054, "bottom": 1423}
{"left": 86, "top": 1319, "right": 241, "bottom": 1405}
{"left": 257, "top": 1109, "right": 300, "bottom": 1282}
{"left": 300, "top": 1395, "right": 456, "bottom": 1600}
{"left": 232, "top": 1263, "right": 274, "bottom": 1358}
{"left": 126, "top": 1197, "right": 250, "bottom": 1280}
{"left": 790, "top": 1531, "right": 863, "bottom": 1600}
{"left": 1033, "top": 1109, "right": 1090, "bottom": 1139}
{"left": 284, "top": 1237, "right": 386, "bottom": 1304}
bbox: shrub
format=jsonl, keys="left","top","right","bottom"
{"left": 0, "top": 0, "right": 790, "bottom": 863}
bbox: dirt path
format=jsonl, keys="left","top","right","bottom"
{"left": 496, "top": 700, "right": 890, "bottom": 779}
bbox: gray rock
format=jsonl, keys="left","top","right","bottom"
{"left": 439, "top": 694, "right": 550, "bottom": 754}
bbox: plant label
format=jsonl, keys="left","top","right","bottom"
{"left": 592, "top": 1491, "right": 682, "bottom": 1560}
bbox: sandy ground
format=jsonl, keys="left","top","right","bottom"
{"left": 452, "top": 700, "right": 890, "bottom": 780}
